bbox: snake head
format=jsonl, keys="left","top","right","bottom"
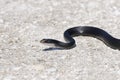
{"left": 40, "top": 39, "right": 58, "bottom": 47}
{"left": 40, "top": 39, "right": 54, "bottom": 47}
{"left": 40, "top": 39, "right": 54, "bottom": 43}
{"left": 40, "top": 39, "right": 70, "bottom": 51}
{"left": 40, "top": 39, "right": 63, "bottom": 51}
{"left": 40, "top": 39, "right": 50, "bottom": 43}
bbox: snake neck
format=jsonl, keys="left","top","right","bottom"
{"left": 59, "top": 28, "right": 76, "bottom": 48}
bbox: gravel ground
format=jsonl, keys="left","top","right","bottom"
{"left": 0, "top": 0, "right": 120, "bottom": 80}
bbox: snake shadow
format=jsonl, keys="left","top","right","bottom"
{"left": 42, "top": 44, "right": 76, "bottom": 51}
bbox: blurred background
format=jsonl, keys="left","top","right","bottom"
{"left": 0, "top": 0, "right": 120, "bottom": 80}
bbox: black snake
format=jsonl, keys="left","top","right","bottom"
{"left": 40, "top": 26, "right": 120, "bottom": 50}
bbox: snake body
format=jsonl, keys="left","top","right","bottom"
{"left": 40, "top": 26, "right": 120, "bottom": 50}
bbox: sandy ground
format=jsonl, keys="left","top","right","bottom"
{"left": 0, "top": 0, "right": 120, "bottom": 80}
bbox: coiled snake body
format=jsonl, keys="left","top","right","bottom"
{"left": 40, "top": 26, "right": 120, "bottom": 50}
